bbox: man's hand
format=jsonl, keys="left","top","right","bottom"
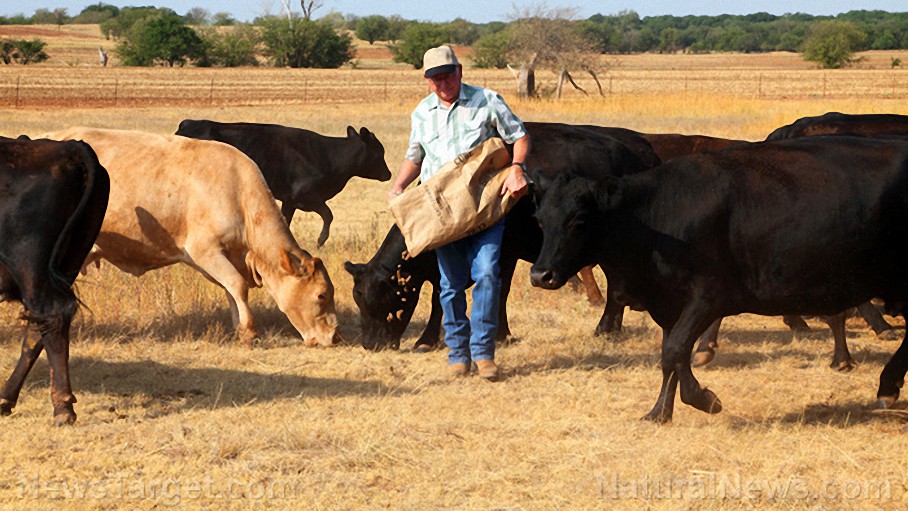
{"left": 387, "top": 188, "right": 404, "bottom": 201}
{"left": 501, "top": 164, "right": 528, "bottom": 199}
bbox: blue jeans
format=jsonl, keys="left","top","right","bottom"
{"left": 435, "top": 221, "right": 505, "bottom": 365}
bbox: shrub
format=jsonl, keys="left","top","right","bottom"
{"left": 802, "top": 20, "right": 867, "bottom": 69}
{"left": 259, "top": 17, "right": 353, "bottom": 68}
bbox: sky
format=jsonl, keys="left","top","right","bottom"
{"left": 3, "top": 0, "right": 906, "bottom": 24}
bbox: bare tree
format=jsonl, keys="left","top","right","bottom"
{"left": 300, "top": 0, "right": 323, "bottom": 20}
{"left": 506, "top": 3, "right": 603, "bottom": 99}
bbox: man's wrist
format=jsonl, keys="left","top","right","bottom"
{"left": 511, "top": 162, "right": 527, "bottom": 172}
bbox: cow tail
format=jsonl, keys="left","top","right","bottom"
{"left": 48, "top": 141, "right": 111, "bottom": 312}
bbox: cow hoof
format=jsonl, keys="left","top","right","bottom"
{"left": 692, "top": 349, "right": 715, "bottom": 367}
{"left": 413, "top": 344, "right": 434, "bottom": 354}
{"left": 831, "top": 359, "right": 856, "bottom": 372}
{"left": 873, "top": 395, "right": 898, "bottom": 410}
{"left": 877, "top": 329, "right": 901, "bottom": 341}
{"left": 52, "top": 410, "right": 77, "bottom": 427}
{"left": 0, "top": 400, "right": 13, "bottom": 416}
{"left": 690, "top": 388, "right": 723, "bottom": 414}
{"left": 641, "top": 409, "right": 672, "bottom": 424}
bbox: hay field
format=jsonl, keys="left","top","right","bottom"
{"left": 1, "top": 27, "right": 908, "bottom": 510}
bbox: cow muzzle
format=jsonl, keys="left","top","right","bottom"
{"left": 529, "top": 266, "right": 565, "bottom": 290}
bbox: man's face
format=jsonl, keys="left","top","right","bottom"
{"left": 426, "top": 66, "right": 462, "bottom": 105}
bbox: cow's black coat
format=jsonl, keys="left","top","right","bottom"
{"left": 530, "top": 136, "right": 908, "bottom": 422}
{"left": 0, "top": 137, "right": 110, "bottom": 425}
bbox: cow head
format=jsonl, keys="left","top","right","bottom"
{"left": 530, "top": 172, "right": 616, "bottom": 290}
{"left": 344, "top": 260, "right": 421, "bottom": 350}
{"left": 347, "top": 126, "right": 392, "bottom": 182}
{"left": 258, "top": 250, "right": 339, "bottom": 347}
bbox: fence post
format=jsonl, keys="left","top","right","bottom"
{"left": 114, "top": 77, "right": 118, "bottom": 107}
{"left": 209, "top": 78, "right": 214, "bottom": 105}
{"left": 822, "top": 73, "right": 826, "bottom": 97}
{"left": 15, "top": 76, "right": 20, "bottom": 109}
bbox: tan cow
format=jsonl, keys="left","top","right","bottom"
{"left": 43, "top": 127, "right": 338, "bottom": 347}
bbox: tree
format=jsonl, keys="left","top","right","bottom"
{"left": 0, "top": 41, "right": 18, "bottom": 64}
{"left": 507, "top": 4, "right": 602, "bottom": 99}
{"left": 184, "top": 7, "right": 211, "bottom": 26}
{"left": 389, "top": 22, "right": 446, "bottom": 68}
{"left": 802, "top": 20, "right": 867, "bottom": 68}
{"left": 259, "top": 16, "right": 353, "bottom": 68}
{"left": 472, "top": 29, "right": 515, "bottom": 68}
{"left": 117, "top": 14, "right": 205, "bottom": 66}
{"left": 197, "top": 25, "right": 260, "bottom": 67}
{"left": 212, "top": 12, "right": 237, "bottom": 26}
{"left": 300, "top": 0, "right": 323, "bottom": 21}
{"left": 356, "top": 15, "right": 389, "bottom": 45}
{"left": 101, "top": 7, "right": 176, "bottom": 40}
{"left": 385, "top": 15, "right": 408, "bottom": 43}
{"left": 14, "top": 39, "right": 50, "bottom": 64}
{"left": 74, "top": 3, "right": 119, "bottom": 24}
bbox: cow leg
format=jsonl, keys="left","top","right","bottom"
{"left": 0, "top": 326, "right": 45, "bottom": 417}
{"left": 312, "top": 204, "right": 334, "bottom": 248}
{"left": 594, "top": 287, "right": 625, "bottom": 337}
{"left": 41, "top": 312, "right": 77, "bottom": 426}
{"left": 578, "top": 266, "right": 605, "bottom": 306}
{"left": 857, "top": 301, "right": 897, "bottom": 340}
{"left": 644, "top": 303, "right": 722, "bottom": 423}
{"left": 692, "top": 318, "right": 722, "bottom": 367}
{"left": 414, "top": 283, "right": 443, "bottom": 352}
{"left": 876, "top": 312, "right": 908, "bottom": 409}
{"left": 188, "top": 248, "right": 258, "bottom": 346}
{"left": 823, "top": 312, "right": 855, "bottom": 371}
{"left": 782, "top": 315, "right": 811, "bottom": 332}
{"left": 643, "top": 329, "right": 679, "bottom": 424}
{"left": 494, "top": 252, "right": 519, "bottom": 342}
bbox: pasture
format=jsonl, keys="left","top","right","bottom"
{"left": 1, "top": 24, "right": 908, "bottom": 510}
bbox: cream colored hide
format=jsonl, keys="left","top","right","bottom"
{"left": 43, "top": 127, "right": 338, "bottom": 347}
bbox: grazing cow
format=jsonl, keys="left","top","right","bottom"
{"left": 344, "top": 122, "right": 660, "bottom": 350}
{"left": 530, "top": 136, "right": 908, "bottom": 423}
{"left": 44, "top": 127, "right": 338, "bottom": 348}
{"left": 765, "top": 112, "right": 908, "bottom": 141}
{"left": 175, "top": 120, "right": 392, "bottom": 247}
{"left": 0, "top": 136, "right": 109, "bottom": 425}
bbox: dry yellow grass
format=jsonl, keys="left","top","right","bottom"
{"left": 1, "top": 28, "right": 908, "bottom": 509}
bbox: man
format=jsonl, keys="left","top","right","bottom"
{"left": 388, "top": 45, "right": 530, "bottom": 381}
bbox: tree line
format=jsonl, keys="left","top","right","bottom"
{"left": 1, "top": 4, "right": 906, "bottom": 70}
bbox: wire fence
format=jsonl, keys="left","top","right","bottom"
{"left": 0, "top": 67, "right": 905, "bottom": 109}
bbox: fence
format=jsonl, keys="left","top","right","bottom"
{"left": 0, "top": 67, "right": 906, "bottom": 109}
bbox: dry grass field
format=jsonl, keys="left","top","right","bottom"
{"left": 0, "top": 24, "right": 907, "bottom": 510}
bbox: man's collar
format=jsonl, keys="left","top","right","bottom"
{"left": 428, "top": 84, "right": 470, "bottom": 110}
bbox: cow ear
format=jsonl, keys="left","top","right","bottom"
{"left": 594, "top": 178, "right": 623, "bottom": 210}
{"left": 344, "top": 261, "right": 365, "bottom": 276}
{"left": 280, "top": 249, "right": 305, "bottom": 276}
{"left": 529, "top": 169, "right": 550, "bottom": 201}
{"left": 346, "top": 126, "right": 357, "bottom": 138}
{"left": 359, "top": 127, "right": 373, "bottom": 140}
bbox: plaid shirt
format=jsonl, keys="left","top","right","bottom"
{"left": 405, "top": 83, "right": 527, "bottom": 183}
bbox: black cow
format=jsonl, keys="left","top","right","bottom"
{"left": 530, "top": 136, "right": 908, "bottom": 423}
{"left": 175, "top": 120, "right": 392, "bottom": 247}
{"left": 766, "top": 112, "right": 908, "bottom": 141}
{"left": 344, "top": 122, "right": 660, "bottom": 350}
{"left": 0, "top": 137, "right": 110, "bottom": 425}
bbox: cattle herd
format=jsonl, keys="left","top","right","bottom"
{"left": 1, "top": 111, "right": 908, "bottom": 426}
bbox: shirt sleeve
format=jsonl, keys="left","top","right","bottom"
{"left": 489, "top": 92, "right": 527, "bottom": 144}
{"left": 404, "top": 111, "right": 426, "bottom": 164}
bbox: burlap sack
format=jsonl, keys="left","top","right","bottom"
{"left": 389, "top": 137, "right": 517, "bottom": 257}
